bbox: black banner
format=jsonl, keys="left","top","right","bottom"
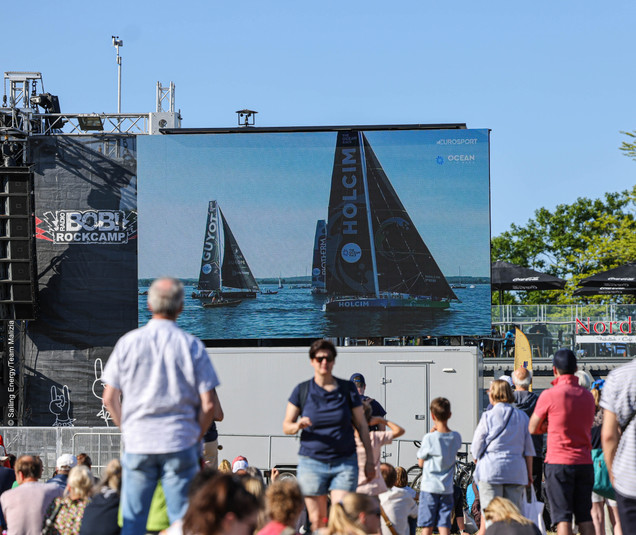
{"left": 18, "top": 136, "right": 138, "bottom": 426}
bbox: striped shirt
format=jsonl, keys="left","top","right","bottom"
{"left": 600, "top": 359, "right": 636, "bottom": 498}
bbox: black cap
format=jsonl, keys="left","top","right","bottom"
{"left": 350, "top": 373, "right": 365, "bottom": 386}
{"left": 553, "top": 348, "right": 577, "bottom": 374}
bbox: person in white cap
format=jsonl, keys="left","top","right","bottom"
{"left": 46, "top": 453, "right": 78, "bottom": 491}
{"left": 498, "top": 375, "right": 514, "bottom": 389}
{"left": 232, "top": 456, "right": 249, "bottom": 475}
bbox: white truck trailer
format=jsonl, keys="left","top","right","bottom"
{"left": 209, "top": 345, "right": 482, "bottom": 472}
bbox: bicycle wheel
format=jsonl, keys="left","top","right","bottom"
{"left": 406, "top": 465, "right": 422, "bottom": 488}
{"left": 412, "top": 472, "right": 422, "bottom": 495}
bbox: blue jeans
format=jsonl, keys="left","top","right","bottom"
{"left": 296, "top": 454, "right": 358, "bottom": 496}
{"left": 121, "top": 444, "right": 199, "bottom": 535}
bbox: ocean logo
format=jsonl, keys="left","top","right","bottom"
{"left": 447, "top": 154, "right": 476, "bottom": 163}
{"left": 36, "top": 210, "right": 137, "bottom": 245}
{"left": 202, "top": 264, "right": 212, "bottom": 275}
{"left": 436, "top": 156, "right": 444, "bottom": 165}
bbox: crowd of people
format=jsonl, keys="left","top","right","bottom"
{"left": 1, "top": 277, "right": 634, "bottom": 535}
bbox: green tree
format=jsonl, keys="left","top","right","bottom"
{"left": 620, "top": 130, "right": 636, "bottom": 160}
{"left": 491, "top": 186, "right": 636, "bottom": 304}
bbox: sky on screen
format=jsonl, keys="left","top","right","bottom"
{"left": 3, "top": 0, "right": 635, "bottom": 269}
{"left": 137, "top": 129, "right": 491, "bottom": 278}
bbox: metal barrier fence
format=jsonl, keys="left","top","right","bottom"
{"left": 0, "top": 427, "right": 120, "bottom": 479}
{"left": 0, "top": 428, "right": 475, "bottom": 480}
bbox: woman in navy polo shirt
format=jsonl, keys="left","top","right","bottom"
{"left": 283, "top": 339, "right": 375, "bottom": 531}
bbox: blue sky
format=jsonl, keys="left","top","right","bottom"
{"left": 3, "top": 1, "right": 635, "bottom": 250}
{"left": 137, "top": 129, "right": 490, "bottom": 278}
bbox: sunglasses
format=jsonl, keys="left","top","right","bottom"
{"left": 312, "top": 355, "right": 335, "bottom": 363}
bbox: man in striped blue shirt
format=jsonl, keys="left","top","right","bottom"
{"left": 601, "top": 358, "right": 636, "bottom": 528}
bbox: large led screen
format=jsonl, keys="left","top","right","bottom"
{"left": 138, "top": 127, "right": 491, "bottom": 339}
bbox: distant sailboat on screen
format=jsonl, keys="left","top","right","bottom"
{"left": 311, "top": 219, "right": 327, "bottom": 295}
{"left": 323, "top": 131, "right": 457, "bottom": 311}
{"left": 192, "top": 201, "right": 259, "bottom": 300}
{"left": 451, "top": 267, "right": 467, "bottom": 289}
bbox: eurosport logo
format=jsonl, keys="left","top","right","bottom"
{"left": 36, "top": 210, "right": 137, "bottom": 245}
{"left": 436, "top": 138, "right": 478, "bottom": 145}
{"left": 436, "top": 154, "right": 476, "bottom": 164}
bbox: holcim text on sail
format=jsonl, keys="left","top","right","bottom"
{"left": 341, "top": 147, "right": 358, "bottom": 235}
{"left": 575, "top": 317, "right": 633, "bottom": 335}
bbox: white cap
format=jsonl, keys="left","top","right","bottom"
{"left": 56, "top": 454, "right": 77, "bottom": 470}
{"left": 232, "top": 458, "right": 249, "bottom": 473}
{"left": 498, "top": 375, "right": 514, "bottom": 388}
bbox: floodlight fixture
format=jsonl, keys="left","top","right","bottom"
{"left": 77, "top": 115, "right": 104, "bottom": 131}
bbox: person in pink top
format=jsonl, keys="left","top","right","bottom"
{"left": 529, "top": 349, "right": 595, "bottom": 535}
{"left": 355, "top": 400, "right": 405, "bottom": 496}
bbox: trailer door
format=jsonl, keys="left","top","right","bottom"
{"left": 379, "top": 360, "right": 431, "bottom": 469}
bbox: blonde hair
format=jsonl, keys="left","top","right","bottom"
{"left": 242, "top": 475, "right": 265, "bottom": 501}
{"left": 242, "top": 475, "right": 267, "bottom": 532}
{"left": 483, "top": 497, "right": 533, "bottom": 525}
{"left": 218, "top": 459, "right": 232, "bottom": 473}
{"left": 591, "top": 386, "right": 601, "bottom": 408}
{"left": 326, "top": 493, "right": 376, "bottom": 535}
{"left": 99, "top": 458, "right": 122, "bottom": 492}
{"left": 489, "top": 380, "right": 514, "bottom": 404}
{"left": 67, "top": 465, "right": 94, "bottom": 499}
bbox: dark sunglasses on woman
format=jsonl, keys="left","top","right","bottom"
{"left": 312, "top": 355, "right": 335, "bottom": 363}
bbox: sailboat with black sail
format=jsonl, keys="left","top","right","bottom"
{"left": 193, "top": 201, "right": 259, "bottom": 301}
{"left": 311, "top": 219, "right": 327, "bottom": 295}
{"left": 324, "top": 131, "right": 457, "bottom": 311}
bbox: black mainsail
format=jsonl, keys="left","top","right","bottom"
{"left": 363, "top": 134, "right": 457, "bottom": 300}
{"left": 311, "top": 219, "right": 327, "bottom": 294}
{"left": 220, "top": 211, "right": 259, "bottom": 293}
{"left": 326, "top": 131, "right": 376, "bottom": 296}
{"left": 197, "top": 201, "right": 222, "bottom": 292}
{"left": 195, "top": 201, "right": 258, "bottom": 299}
{"left": 325, "top": 131, "right": 456, "bottom": 310}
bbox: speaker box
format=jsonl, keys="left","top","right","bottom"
{"left": 0, "top": 167, "right": 37, "bottom": 320}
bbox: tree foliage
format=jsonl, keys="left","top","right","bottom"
{"left": 620, "top": 130, "right": 636, "bottom": 160}
{"left": 491, "top": 186, "right": 636, "bottom": 304}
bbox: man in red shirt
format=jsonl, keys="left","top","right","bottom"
{"left": 529, "top": 349, "right": 595, "bottom": 535}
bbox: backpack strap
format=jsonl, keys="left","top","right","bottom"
{"left": 478, "top": 405, "right": 514, "bottom": 460}
{"left": 380, "top": 505, "right": 399, "bottom": 535}
{"left": 335, "top": 377, "right": 354, "bottom": 410}
{"left": 298, "top": 380, "right": 311, "bottom": 414}
{"left": 621, "top": 410, "right": 636, "bottom": 435}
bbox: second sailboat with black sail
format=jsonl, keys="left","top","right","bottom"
{"left": 324, "top": 131, "right": 457, "bottom": 311}
{"left": 311, "top": 219, "right": 327, "bottom": 295}
{"left": 193, "top": 201, "right": 259, "bottom": 304}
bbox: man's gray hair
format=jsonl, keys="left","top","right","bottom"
{"left": 512, "top": 367, "right": 533, "bottom": 388}
{"left": 148, "top": 278, "right": 184, "bottom": 317}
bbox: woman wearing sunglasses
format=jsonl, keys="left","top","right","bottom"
{"left": 283, "top": 340, "right": 375, "bottom": 531}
